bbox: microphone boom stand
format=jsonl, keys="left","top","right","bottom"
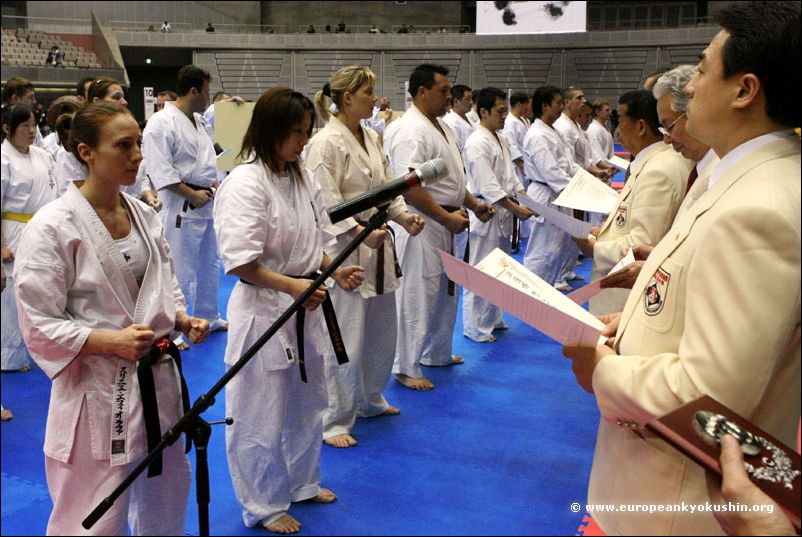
{"left": 83, "top": 204, "right": 393, "bottom": 535}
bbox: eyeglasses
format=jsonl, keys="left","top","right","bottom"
{"left": 658, "top": 112, "right": 686, "bottom": 137}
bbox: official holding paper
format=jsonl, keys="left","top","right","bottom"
{"left": 564, "top": 2, "right": 801, "bottom": 533}
{"left": 462, "top": 88, "right": 534, "bottom": 343}
{"left": 576, "top": 90, "right": 692, "bottom": 315}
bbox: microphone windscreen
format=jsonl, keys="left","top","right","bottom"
{"left": 417, "top": 158, "right": 448, "bottom": 185}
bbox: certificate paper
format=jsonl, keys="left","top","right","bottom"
{"left": 567, "top": 248, "right": 637, "bottom": 305}
{"left": 440, "top": 248, "right": 605, "bottom": 347}
{"left": 606, "top": 154, "right": 631, "bottom": 171}
{"left": 553, "top": 168, "right": 620, "bottom": 214}
{"left": 517, "top": 194, "right": 592, "bottom": 238}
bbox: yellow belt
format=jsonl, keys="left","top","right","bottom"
{"left": 1, "top": 212, "right": 34, "bottom": 223}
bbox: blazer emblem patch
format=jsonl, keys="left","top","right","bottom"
{"left": 615, "top": 205, "right": 628, "bottom": 229}
{"left": 644, "top": 266, "right": 671, "bottom": 316}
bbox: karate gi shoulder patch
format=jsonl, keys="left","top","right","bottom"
{"left": 644, "top": 266, "right": 671, "bottom": 316}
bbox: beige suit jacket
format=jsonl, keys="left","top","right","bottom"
{"left": 590, "top": 144, "right": 694, "bottom": 314}
{"left": 587, "top": 134, "right": 801, "bottom": 535}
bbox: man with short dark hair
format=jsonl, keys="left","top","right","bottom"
{"left": 564, "top": 3, "right": 800, "bottom": 534}
{"left": 385, "top": 64, "right": 493, "bottom": 390}
{"left": 143, "top": 65, "right": 227, "bottom": 346}
{"left": 155, "top": 89, "right": 177, "bottom": 112}
{"left": 462, "top": 87, "right": 534, "bottom": 342}
{"left": 575, "top": 90, "right": 692, "bottom": 315}
{"left": 442, "top": 84, "right": 475, "bottom": 154}
{"left": 521, "top": 86, "right": 578, "bottom": 287}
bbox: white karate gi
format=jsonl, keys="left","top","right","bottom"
{"left": 501, "top": 113, "right": 534, "bottom": 239}
{"left": 442, "top": 110, "right": 475, "bottom": 155}
{"left": 521, "top": 119, "right": 578, "bottom": 286}
{"left": 462, "top": 126, "right": 521, "bottom": 341}
{"left": 306, "top": 116, "right": 407, "bottom": 438}
{"left": 362, "top": 106, "right": 387, "bottom": 135}
{"left": 214, "top": 159, "right": 334, "bottom": 528}
{"left": 14, "top": 184, "right": 191, "bottom": 536}
{"left": 466, "top": 109, "right": 480, "bottom": 126}
{"left": 142, "top": 102, "right": 222, "bottom": 323}
{"left": 41, "top": 131, "right": 60, "bottom": 158}
{"left": 385, "top": 103, "right": 466, "bottom": 376}
{"left": 553, "top": 114, "right": 587, "bottom": 279}
{"left": 1, "top": 139, "right": 57, "bottom": 370}
{"left": 586, "top": 119, "right": 614, "bottom": 166}
{"left": 53, "top": 146, "right": 87, "bottom": 195}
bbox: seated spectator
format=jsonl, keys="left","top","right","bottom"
{"left": 325, "top": 24, "right": 331, "bottom": 32}
{"left": 45, "top": 46, "right": 63, "bottom": 67}
{"left": 206, "top": 22, "right": 215, "bottom": 33}
{"left": 337, "top": 21, "right": 346, "bottom": 32}
{"left": 369, "top": 24, "right": 379, "bottom": 34}
{"left": 307, "top": 24, "right": 316, "bottom": 33}
{"left": 161, "top": 20, "right": 172, "bottom": 33}
{"left": 398, "top": 23, "right": 409, "bottom": 33}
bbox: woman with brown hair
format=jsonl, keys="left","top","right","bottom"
{"left": 214, "top": 88, "right": 364, "bottom": 534}
{"left": 13, "top": 102, "right": 210, "bottom": 535}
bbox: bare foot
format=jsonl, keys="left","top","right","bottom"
{"left": 394, "top": 373, "right": 434, "bottom": 391}
{"left": 310, "top": 488, "right": 337, "bottom": 503}
{"left": 18, "top": 364, "right": 31, "bottom": 372}
{"left": 324, "top": 433, "right": 357, "bottom": 448}
{"left": 451, "top": 354, "right": 465, "bottom": 364}
{"left": 264, "top": 514, "right": 301, "bottom": 534}
{"left": 381, "top": 405, "right": 401, "bottom": 416}
{"left": 177, "top": 342, "right": 190, "bottom": 351}
{"left": 1, "top": 407, "right": 12, "bottom": 421}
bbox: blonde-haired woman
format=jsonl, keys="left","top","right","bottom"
{"left": 305, "top": 65, "right": 424, "bottom": 448}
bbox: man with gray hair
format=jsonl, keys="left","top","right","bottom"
{"left": 653, "top": 64, "right": 719, "bottom": 218}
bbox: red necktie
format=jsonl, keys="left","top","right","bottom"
{"left": 686, "top": 167, "right": 699, "bottom": 195}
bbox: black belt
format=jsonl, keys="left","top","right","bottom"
{"left": 176, "top": 184, "right": 215, "bottom": 228}
{"left": 354, "top": 218, "right": 402, "bottom": 296}
{"left": 137, "top": 338, "right": 191, "bottom": 478}
{"left": 440, "top": 205, "right": 466, "bottom": 296}
{"left": 239, "top": 272, "right": 349, "bottom": 382}
{"left": 510, "top": 196, "right": 521, "bottom": 252}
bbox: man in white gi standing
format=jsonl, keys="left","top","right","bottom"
{"left": 386, "top": 64, "right": 493, "bottom": 390}
{"left": 462, "top": 87, "right": 534, "bottom": 343}
{"left": 143, "top": 65, "right": 227, "bottom": 348}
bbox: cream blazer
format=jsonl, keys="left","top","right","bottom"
{"left": 587, "top": 134, "right": 801, "bottom": 535}
{"left": 590, "top": 144, "right": 693, "bottom": 315}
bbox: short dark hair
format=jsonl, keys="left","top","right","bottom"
{"left": 157, "top": 90, "right": 177, "bottom": 100}
{"left": 510, "top": 92, "right": 530, "bottom": 107}
{"left": 717, "top": 1, "right": 800, "bottom": 127}
{"left": 409, "top": 64, "right": 449, "bottom": 99}
{"left": 2, "top": 77, "right": 33, "bottom": 105}
{"left": 451, "top": 84, "right": 471, "bottom": 103}
{"left": 78, "top": 77, "right": 94, "bottom": 99}
{"left": 475, "top": 87, "right": 507, "bottom": 117}
{"left": 239, "top": 88, "right": 315, "bottom": 177}
{"left": 532, "top": 86, "right": 561, "bottom": 119}
{"left": 176, "top": 65, "right": 211, "bottom": 97}
{"left": 1, "top": 104, "right": 33, "bottom": 143}
{"left": 618, "top": 90, "right": 660, "bottom": 136}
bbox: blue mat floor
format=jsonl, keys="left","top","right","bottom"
{"left": 2, "top": 244, "right": 600, "bottom": 536}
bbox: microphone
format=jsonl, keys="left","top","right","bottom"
{"left": 327, "top": 158, "right": 448, "bottom": 224}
